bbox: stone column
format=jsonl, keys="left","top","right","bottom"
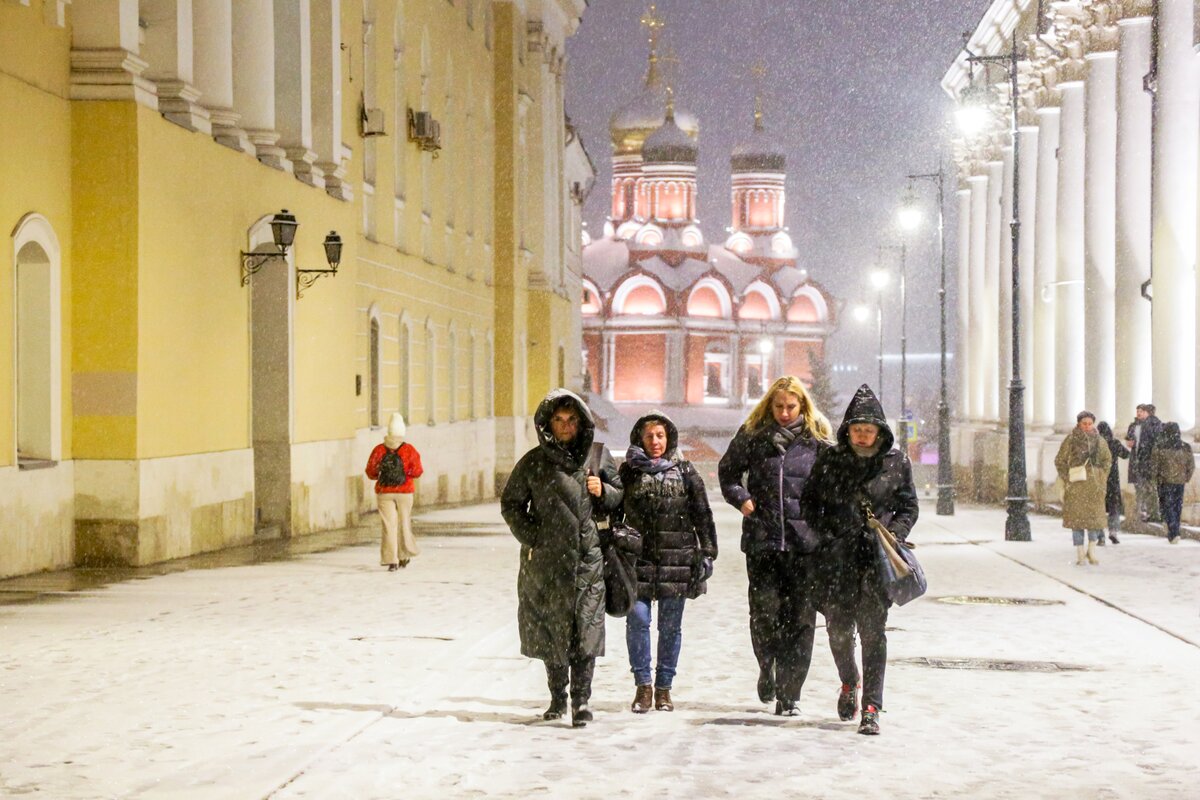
{"left": 998, "top": 148, "right": 1014, "bottom": 422}
{"left": 968, "top": 173, "right": 988, "bottom": 421}
{"left": 274, "top": 0, "right": 325, "bottom": 187}
{"left": 1115, "top": 16, "right": 1153, "bottom": 423}
{"left": 956, "top": 186, "right": 972, "bottom": 421}
{"left": 311, "top": 0, "right": 348, "bottom": 199}
{"left": 69, "top": 0, "right": 158, "bottom": 107}
{"left": 727, "top": 332, "right": 743, "bottom": 409}
{"left": 983, "top": 159, "right": 1003, "bottom": 423}
{"left": 1084, "top": 51, "right": 1118, "bottom": 424}
{"left": 1016, "top": 126, "right": 1039, "bottom": 426}
{"left": 665, "top": 328, "right": 685, "bottom": 404}
{"left": 141, "top": 0, "right": 211, "bottom": 132}
{"left": 1032, "top": 107, "right": 1060, "bottom": 429}
{"left": 1151, "top": 0, "right": 1198, "bottom": 431}
{"left": 601, "top": 330, "right": 615, "bottom": 402}
{"left": 1055, "top": 82, "right": 1086, "bottom": 429}
{"left": 193, "top": 0, "right": 252, "bottom": 152}
{"left": 232, "top": 0, "right": 289, "bottom": 170}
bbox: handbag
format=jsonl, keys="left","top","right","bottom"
{"left": 863, "top": 500, "right": 927, "bottom": 606}
{"left": 601, "top": 521, "right": 642, "bottom": 617}
{"left": 1068, "top": 464, "right": 1088, "bottom": 483}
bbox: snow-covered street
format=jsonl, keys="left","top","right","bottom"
{"left": 2, "top": 499, "right": 1198, "bottom": 799}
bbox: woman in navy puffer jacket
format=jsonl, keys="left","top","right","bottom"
{"left": 718, "top": 376, "right": 834, "bottom": 715}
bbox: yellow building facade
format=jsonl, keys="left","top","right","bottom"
{"left": 0, "top": 0, "right": 591, "bottom": 578}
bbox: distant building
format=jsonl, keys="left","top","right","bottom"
{"left": 580, "top": 25, "right": 837, "bottom": 426}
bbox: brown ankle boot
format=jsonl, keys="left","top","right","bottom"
{"left": 631, "top": 684, "right": 653, "bottom": 713}
{"left": 654, "top": 687, "right": 673, "bottom": 712}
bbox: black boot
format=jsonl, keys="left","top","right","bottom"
{"left": 757, "top": 663, "right": 776, "bottom": 703}
{"left": 543, "top": 664, "right": 569, "bottom": 721}
{"left": 569, "top": 657, "right": 595, "bottom": 728}
{"left": 774, "top": 697, "right": 798, "bottom": 716}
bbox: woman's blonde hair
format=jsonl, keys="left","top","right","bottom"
{"left": 743, "top": 376, "right": 835, "bottom": 443}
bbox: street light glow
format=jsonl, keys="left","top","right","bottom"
{"left": 758, "top": 337, "right": 774, "bottom": 355}
{"left": 852, "top": 304, "right": 871, "bottom": 323}
{"left": 870, "top": 269, "right": 890, "bottom": 290}
{"left": 897, "top": 189, "right": 923, "bottom": 231}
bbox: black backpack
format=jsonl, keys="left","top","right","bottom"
{"left": 378, "top": 447, "right": 407, "bottom": 486}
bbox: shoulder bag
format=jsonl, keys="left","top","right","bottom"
{"left": 862, "top": 498, "right": 927, "bottom": 606}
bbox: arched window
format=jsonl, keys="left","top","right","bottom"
{"left": 614, "top": 277, "right": 667, "bottom": 316}
{"left": 738, "top": 292, "right": 772, "bottom": 320}
{"left": 447, "top": 325, "right": 458, "bottom": 423}
{"left": 425, "top": 319, "right": 437, "bottom": 424}
{"left": 687, "top": 285, "right": 726, "bottom": 318}
{"left": 582, "top": 282, "right": 602, "bottom": 315}
{"left": 787, "top": 294, "right": 820, "bottom": 323}
{"left": 369, "top": 315, "right": 381, "bottom": 427}
{"left": 13, "top": 214, "right": 62, "bottom": 463}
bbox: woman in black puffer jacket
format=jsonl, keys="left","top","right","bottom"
{"left": 718, "top": 376, "right": 835, "bottom": 716}
{"left": 619, "top": 412, "right": 718, "bottom": 714}
{"left": 800, "top": 384, "right": 918, "bottom": 736}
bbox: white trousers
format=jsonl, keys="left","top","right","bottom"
{"left": 378, "top": 493, "right": 418, "bottom": 565}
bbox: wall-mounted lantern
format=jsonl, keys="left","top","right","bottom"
{"left": 240, "top": 209, "right": 298, "bottom": 285}
{"left": 296, "top": 231, "right": 343, "bottom": 299}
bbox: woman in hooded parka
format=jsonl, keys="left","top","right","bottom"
{"left": 1055, "top": 411, "right": 1113, "bottom": 564}
{"left": 718, "top": 376, "right": 835, "bottom": 716}
{"left": 800, "top": 384, "right": 918, "bottom": 736}
{"left": 500, "top": 389, "right": 622, "bottom": 727}
{"left": 619, "top": 412, "right": 718, "bottom": 714}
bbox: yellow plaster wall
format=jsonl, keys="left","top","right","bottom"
{"left": 0, "top": 4, "right": 73, "bottom": 467}
{"left": 132, "top": 106, "right": 358, "bottom": 457}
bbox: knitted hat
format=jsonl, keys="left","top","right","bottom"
{"left": 385, "top": 412, "right": 407, "bottom": 446}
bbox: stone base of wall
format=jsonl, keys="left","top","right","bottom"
{"left": 0, "top": 462, "right": 75, "bottom": 579}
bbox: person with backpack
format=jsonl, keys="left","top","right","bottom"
{"left": 1151, "top": 422, "right": 1195, "bottom": 544}
{"left": 365, "top": 413, "right": 424, "bottom": 571}
{"left": 619, "top": 411, "right": 717, "bottom": 714}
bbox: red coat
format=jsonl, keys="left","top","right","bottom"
{"left": 365, "top": 442, "right": 423, "bottom": 493}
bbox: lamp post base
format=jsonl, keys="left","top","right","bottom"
{"left": 1004, "top": 497, "right": 1031, "bottom": 541}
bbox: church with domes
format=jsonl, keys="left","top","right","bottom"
{"left": 581, "top": 14, "right": 838, "bottom": 421}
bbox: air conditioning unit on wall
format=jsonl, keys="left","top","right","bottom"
{"left": 360, "top": 106, "right": 386, "bottom": 137}
{"left": 407, "top": 108, "right": 442, "bottom": 155}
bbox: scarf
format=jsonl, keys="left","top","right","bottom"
{"left": 851, "top": 441, "right": 882, "bottom": 459}
{"left": 1064, "top": 428, "right": 1100, "bottom": 467}
{"left": 625, "top": 445, "right": 679, "bottom": 482}
{"left": 768, "top": 418, "right": 809, "bottom": 455}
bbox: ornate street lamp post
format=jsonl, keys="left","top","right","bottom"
{"left": 960, "top": 33, "right": 1030, "bottom": 541}
{"left": 899, "top": 170, "right": 955, "bottom": 515}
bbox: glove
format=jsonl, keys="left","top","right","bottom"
{"left": 701, "top": 556, "right": 714, "bottom": 581}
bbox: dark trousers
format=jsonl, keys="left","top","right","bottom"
{"left": 746, "top": 550, "right": 816, "bottom": 702}
{"left": 825, "top": 579, "right": 889, "bottom": 711}
{"left": 546, "top": 657, "right": 595, "bottom": 707}
{"left": 1159, "top": 483, "right": 1185, "bottom": 540}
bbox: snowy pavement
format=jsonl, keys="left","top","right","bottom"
{"left": 2, "top": 500, "right": 1198, "bottom": 799}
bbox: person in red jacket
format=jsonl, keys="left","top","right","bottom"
{"left": 365, "top": 413, "right": 424, "bottom": 571}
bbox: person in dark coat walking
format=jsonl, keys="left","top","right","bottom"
{"left": 718, "top": 376, "right": 835, "bottom": 716}
{"left": 800, "top": 384, "right": 919, "bottom": 735}
{"left": 1126, "top": 404, "right": 1164, "bottom": 522}
{"left": 1096, "top": 422, "right": 1129, "bottom": 545}
{"left": 619, "top": 412, "right": 718, "bottom": 713}
{"left": 500, "top": 389, "right": 621, "bottom": 727}
{"left": 1151, "top": 422, "right": 1195, "bottom": 544}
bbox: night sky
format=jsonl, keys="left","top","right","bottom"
{"left": 565, "top": 0, "right": 991, "bottom": 413}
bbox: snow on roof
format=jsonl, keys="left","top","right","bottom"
{"left": 635, "top": 254, "right": 711, "bottom": 292}
{"left": 582, "top": 235, "right": 633, "bottom": 291}
{"left": 771, "top": 265, "right": 809, "bottom": 297}
{"left": 707, "top": 245, "right": 762, "bottom": 295}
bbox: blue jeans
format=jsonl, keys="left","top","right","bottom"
{"left": 1071, "top": 529, "right": 1103, "bottom": 546}
{"left": 626, "top": 597, "right": 686, "bottom": 689}
{"left": 1159, "top": 484, "right": 1185, "bottom": 540}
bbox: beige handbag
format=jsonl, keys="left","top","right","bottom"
{"left": 1068, "top": 464, "right": 1088, "bottom": 483}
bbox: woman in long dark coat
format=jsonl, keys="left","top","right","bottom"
{"left": 500, "top": 389, "right": 621, "bottom": 727}
{"left": 620, "top": 412, "right": 717, "bottom": 713}
{"left": 718, "top": 376, "right": 834, "bottom": 716}
{"left": 800, "top": 384, "right": 918, "bottom": 736}
{"left": 1096, "top": 422, "right": 1129, "bottom": 545}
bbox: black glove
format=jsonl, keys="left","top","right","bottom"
{"left": 701, "top": 556, "right": 714, "bottom": 581}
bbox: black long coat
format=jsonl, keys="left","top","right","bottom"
{"left": 500, "top": 390, "right": 618, "bottom": 664}
{"left": 1126, "top": 415, "right": 1163, "bottom": 482}
{"left": 619, "top": 413, "right": 718, "bottom": 600}
{"left": 800, "top": 385, "right": 919, "bottom": 609}
{"left": 1101, "top": 431, "right": 1129, "bottom": 516}
{"left": 718, "top": 422, "right": 829, "bottom": 554}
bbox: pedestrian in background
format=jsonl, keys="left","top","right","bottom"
{"left": 800, "top": 384, "right": 919, "bottom": 736}
{"left": 500, "top": 389, "right": 617, "bottom": 728}
{"left": 619, "top": 412, "right": 717, "bottom": 714}
{"left": 364, "top": 413, "right": 423, "bottom": 571}
{"left": 1151, "top": 422, "right": 1195, "bottom": 544}
{"left": 1055, "top": 411, "right": 1112, "bottom": 566}
{"left": 1126, "top": 403, "right": 1163, "bottom": 522}
{"left": 1096, "top": 421, "right": 1129, "bottom": 545}
{"left": 718, "top": 376, "right": 834, "bottom": 717}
